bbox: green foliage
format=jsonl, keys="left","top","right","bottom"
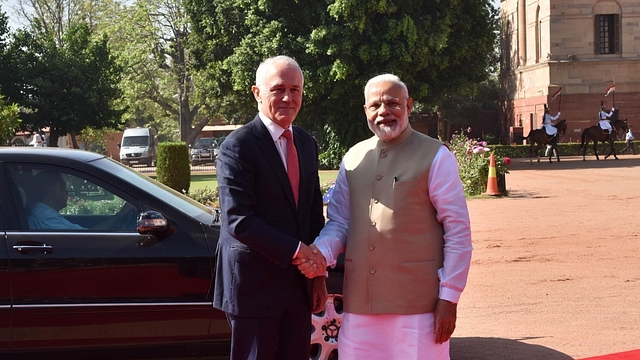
{"left": 156, "top": 142, "right": 191, "bottom": 193}
{"left": 448, "top": 128, "right": 510, "bottom": 196}
{"left": 0, "top": 95, "right": 20, "bottom": 144}
{"left": 185, "top": 0, "right": 498, "bottom": 149}
{"left": 319, "top": 124, "right": 347, "bottom": 170}
{"left": 3, "top": 21, "right": 125, "bottom": 142}
{"left": 187, "top": 187, "right": 219, "bottom": 208}
{"left": 102, "top": 0, "right": 213, "bottom": 145}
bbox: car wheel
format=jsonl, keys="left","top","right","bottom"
{"left": 310, "top": 293, "right": 343, "bottom": 360}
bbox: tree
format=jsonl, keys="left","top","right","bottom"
{"left": 186, "top": 0, "right": 327, "bottom": 125}
{"left": 1, "top": 9, "right": 26, "bottom": 144}
{"left": 0, "top": 95, "right": 21, "bottom": 145}
{"left": 439, "top": 75, "right": 500, "bottom": 142}
{"left": 103, "top": 0, "right": 212, "bottom": 145}
{"left": 186, "top": 0, "right": 498, "bottom": 155}
{"left": 7, "top": 21, "right": 124, "bottom": 146}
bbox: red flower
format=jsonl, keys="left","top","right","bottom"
{"left": 504, "top": 157, "right": 511, "bottom": 165}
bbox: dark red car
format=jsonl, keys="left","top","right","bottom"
{"left": 0, "top": 148, "right": 342, "bottom": 360}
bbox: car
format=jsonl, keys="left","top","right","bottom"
{"left": 117, "top": 127, "right": 158, "bottom": 167}
{"left": 189, "top": 138, "right": 218, "bottom": 166}
{"left": 0, "top": 147, "right": 343, "bottom": 359}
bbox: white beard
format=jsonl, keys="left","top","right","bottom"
{"left": 369, "top": 116, "right": 404, "bottom": 141}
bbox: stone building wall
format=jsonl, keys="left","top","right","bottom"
{"left": 500, "top": 0, "right": 640, "bottom": 144}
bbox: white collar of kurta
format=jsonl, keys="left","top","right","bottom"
{"left": 259, "top": 112, "right": 293, "bottom": 142}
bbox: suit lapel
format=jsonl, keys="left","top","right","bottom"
{"left": 252, "top": 117, "right": 298, "bottom": 210}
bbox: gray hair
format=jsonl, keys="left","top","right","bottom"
{"left": 364, "top": 74, "right": 408, "bottom": 102}
{"left": 255, "top": 55, "right": 304, "bottom": 89}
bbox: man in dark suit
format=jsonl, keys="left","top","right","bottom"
{"left": 214, "top": 55, "right": 328, "bottom": 360}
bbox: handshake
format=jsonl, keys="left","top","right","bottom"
{"left": 292, "top": 243, "right": 328, "bottom": 278}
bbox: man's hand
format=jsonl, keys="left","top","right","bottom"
{"left": 292, "top": 244, "right": 327, "bottom": 278}
{"left": 433, "top": 299, "right": 457, "bottom": 344}
{"left": 311, "top": 276, "right": 328, "bottom": 314}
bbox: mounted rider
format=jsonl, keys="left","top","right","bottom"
{"left": 598, "top": 101, "right": 615, "bottom": 141}
{"left": 540, "top": 104, "right": 561, "bottom": 144}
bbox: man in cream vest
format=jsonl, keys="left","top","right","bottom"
{"left": 295, "top": 74, "right": 473, "bottom": 359}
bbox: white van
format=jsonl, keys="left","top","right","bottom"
{"left": 118, "top": 127, "right": 158, "bottom": 166}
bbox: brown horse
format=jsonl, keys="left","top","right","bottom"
{"left": 580, "top": 119, "right": 629, "bottom": 161}
{"left": 522, "top": 119, "right": 568, "bottom": 164}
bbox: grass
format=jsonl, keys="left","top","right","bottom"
{"left": 188, "top": 170, "right": 338, "bottom": 191}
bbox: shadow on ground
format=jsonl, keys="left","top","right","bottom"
{"left": 451, "top": 337, "right": 573, "bottom": 360}
{"left": 510, "top": 155, "right": 640, "bottom": 171}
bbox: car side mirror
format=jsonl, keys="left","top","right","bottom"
{"left": 136, "top": 211, "right": 174, "bottom": 245}
{"left": 117, "top": 143, "right": 121, "bottom": 149}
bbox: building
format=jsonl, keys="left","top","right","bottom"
{"left": 499, "top": 0, "right": 640, "bottom": 144}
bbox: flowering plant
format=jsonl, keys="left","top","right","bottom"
{"left": 448, "top": 128, "right": 510, "bottom": 196}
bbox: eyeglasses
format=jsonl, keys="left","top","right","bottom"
{"left": 365, "top": 98, "right": 407, "bottom": 112}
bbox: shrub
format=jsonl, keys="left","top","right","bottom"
{"left": 156, "top": 142, "right": 191, "bottom": 194}
{"left": 448, "top": 128, "right": 510, "bottom": 196}
{"left": 319, "top": 124, "right": 347, "bottom": 170}
{"left": 188, "top": 187, "right": 219, "bottom": 208}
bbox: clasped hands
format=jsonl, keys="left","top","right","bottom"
{"left": 292, "top": 244, "right": 327, "bottom": 279}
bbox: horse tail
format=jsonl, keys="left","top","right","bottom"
{"left": 580, "top": 128, "right": 588, "bottom": 149}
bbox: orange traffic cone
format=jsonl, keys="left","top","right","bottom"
{"left": 484, "top": 153, "right": 501, "bottom": 196}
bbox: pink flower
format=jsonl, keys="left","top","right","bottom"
{"left": 504, "top": 157, "right": 511, "bottom": 165}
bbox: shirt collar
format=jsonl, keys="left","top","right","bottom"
{"left": 258, "top": 112, "right": 292, "bottom": 142}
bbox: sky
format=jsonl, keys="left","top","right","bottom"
{"left": 1, "top": 0, "right": 23, "bottom": 31}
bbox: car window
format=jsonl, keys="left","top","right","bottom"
{"left": 122, "top": 136, "right": 149, "bottom": 147}
{"left": 193, "top": 138, "right": 216, "bottom": 149}
{"left": 93, "top": 157, "right": 216, "bottom": 224}
{"left": 7, "top": 164, "right": 139, "bottom": 232}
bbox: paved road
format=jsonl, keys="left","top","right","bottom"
{"left": 452, "top": 154, "right": 640, "bottom": 359}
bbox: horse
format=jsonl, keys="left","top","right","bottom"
{"left": 580, "top": 119, "right": 629, "bottom": 161}
{"left": 522, "top": 119, "right": 568, "bottom": 164}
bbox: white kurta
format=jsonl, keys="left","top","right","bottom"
{"left": 315, "top": 146, "right": 472, "bottom": 360}
{"left": 599, "top": 110, "right": 614, "bottom": 131}
{"left": 540, "top": 112, "right": 560, "bottom": 136}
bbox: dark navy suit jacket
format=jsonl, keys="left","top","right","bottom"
{"left": 213, "top": 115, "right": 325, "bottom": 317}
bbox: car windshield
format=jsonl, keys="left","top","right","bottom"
{"left": 90, "top": 157, "right": 216, "bottom": 225}
{"left": 193, "top": 138, "right": 216, "bottom": 149}
{"left": 122, "top": 136, "right": 149, "bottom": 147}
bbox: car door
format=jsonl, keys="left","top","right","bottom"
{"left": 0, "top": 170, "right": 13, "bottom": 350}
{"left": 3, "top": 163, "right": 214, "bottom": 352}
